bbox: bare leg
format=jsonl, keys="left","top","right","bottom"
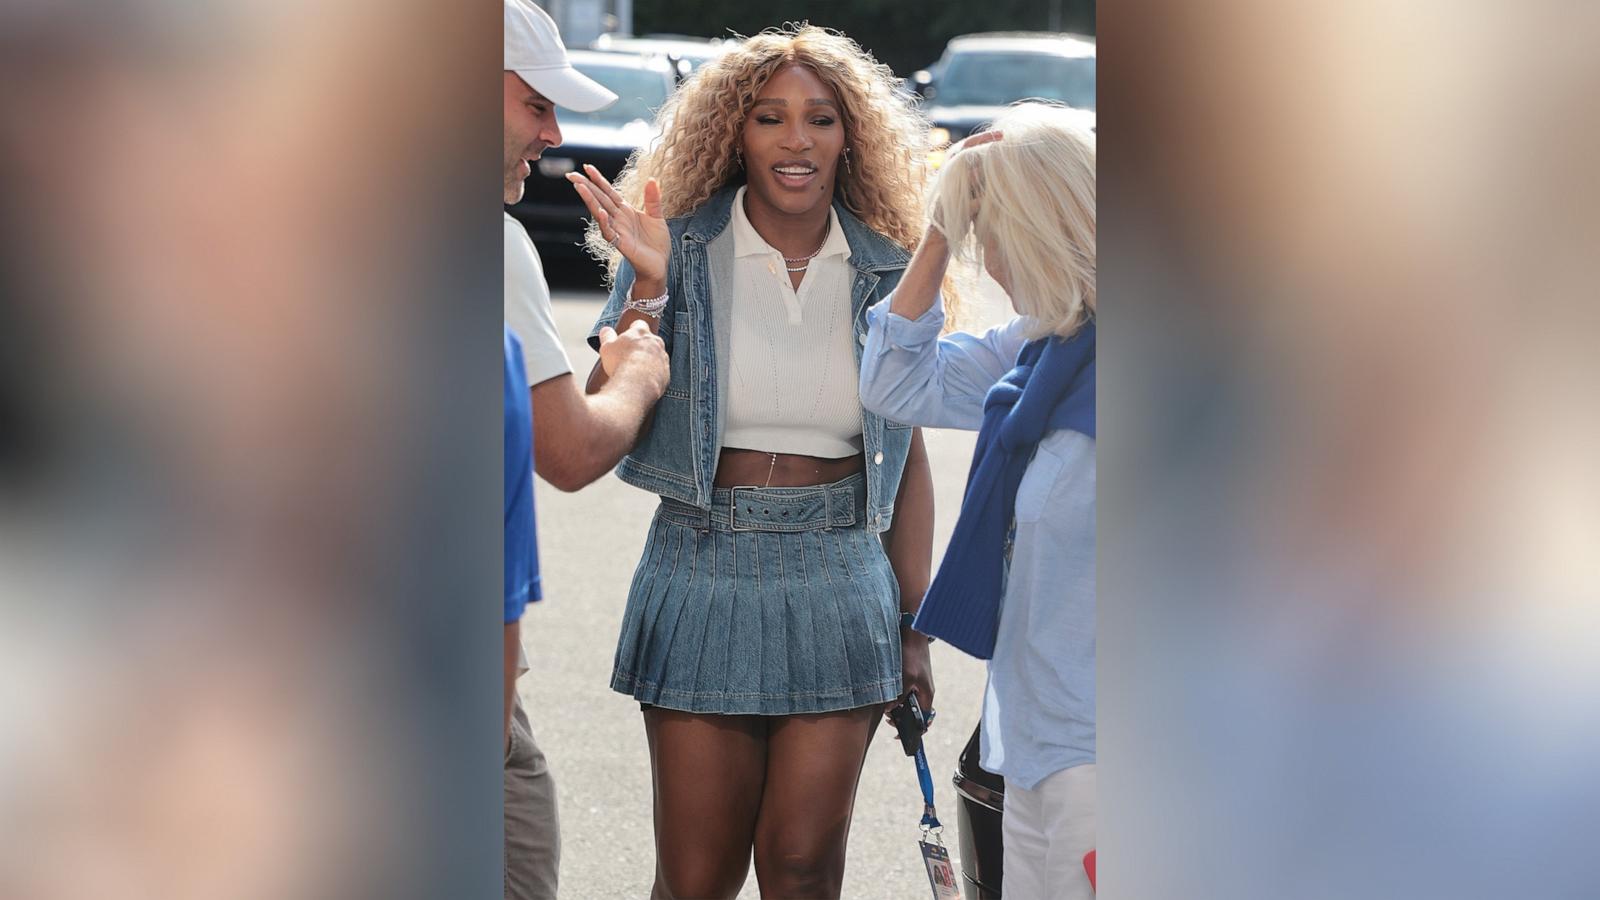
{"left": 644, "top": 708, "right": 768, "bottom": 900}
{"left": 752, "top": 706, "right": 881, "bottom": 899}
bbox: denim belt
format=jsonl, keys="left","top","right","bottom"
{"left": 659, "top": 473, "right": 867, "bottom": 533}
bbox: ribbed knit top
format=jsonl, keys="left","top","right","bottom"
{"left": 720, "top": 187, "right": 864, "bottom": 459}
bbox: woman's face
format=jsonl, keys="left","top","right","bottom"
{"left": 740, "top": 63, "right": 846, "bottom": 220}
{"left": 982, "top": 236, "right": 1015, "bottom": 298}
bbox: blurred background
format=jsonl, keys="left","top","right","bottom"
{"left": 1098, "top": 1, "right": 1600, "bottom": 897}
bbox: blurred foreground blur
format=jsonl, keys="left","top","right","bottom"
{"left": 1100, "top": 2, "right": 1600, "bottom": 897}
{"left": 0, "top": 2, "right": 501, "bottom": 898}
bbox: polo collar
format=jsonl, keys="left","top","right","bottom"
{"left": 679, "top": 184, "right": 912, "bottom": 272}
{"left": 730, "top": 186, "right": 851, "bottom": 262}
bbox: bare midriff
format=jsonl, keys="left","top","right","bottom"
{"left": 713, "top": 448, "right": 863, "bottom": 489}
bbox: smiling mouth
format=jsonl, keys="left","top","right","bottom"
{"left": 772, "top": 162, "right": 818, "bottom": 188}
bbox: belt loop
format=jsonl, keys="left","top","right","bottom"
{"left": 823, "top": 484, "right": 833, "bottom": 532}
{"left": 698, "top": 493, "right": 712, "bottom": 533}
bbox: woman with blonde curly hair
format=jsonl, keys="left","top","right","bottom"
{"left": 859, "top": 102, "right": 1097, "bottom": 899}
{"left": 567, "top": 25, "right": 937, "bottom": 900}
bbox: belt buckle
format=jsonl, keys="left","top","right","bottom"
{"left": 829, "top": 484, "right": 855, "bottom": 528}
{"left": 727, "top": 485, "right": 762, "bottom": 532}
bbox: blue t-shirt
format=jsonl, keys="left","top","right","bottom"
{"left": 505, "top": 327, "right": 541, "bottom": 623}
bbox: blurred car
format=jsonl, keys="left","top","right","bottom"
{"left": 506, "top": 50, "right": 674, "bottom": 251}
{"left": 590, "top": 33, "right": 736, "bottom": 81}
{"left": 914, "top": 32, "right": 1096, "bottom": 155}
{"left": 952, "top": 721, "right": 1006, "bottom": 899}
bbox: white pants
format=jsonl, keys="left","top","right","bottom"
{"left": 1002, "top": 763, "right": 1097, "bottom": 900}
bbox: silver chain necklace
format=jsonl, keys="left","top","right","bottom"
{"left": 782, "top": 221, "right": 830, "bottom": 272}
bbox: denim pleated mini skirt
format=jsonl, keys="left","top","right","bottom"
{"left": 610, "top": 472, "right": 903, "bottom": 715}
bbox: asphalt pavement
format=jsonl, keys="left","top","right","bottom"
{"left": 518, "top": 255, "right": 995, "bottom": 899}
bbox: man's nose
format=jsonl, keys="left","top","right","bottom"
{"left": 543, "top": 112, "right": 563, "bottom": 149}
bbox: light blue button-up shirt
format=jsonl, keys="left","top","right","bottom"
{"left": 860, "top": 297, "right": 1095, "bottom": 789}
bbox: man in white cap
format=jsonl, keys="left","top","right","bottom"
{"left": 503, "top": 0, "right": 667, "bottom": 489}
{"left": 502, "top": 2, "right": 669, "bottom": 899}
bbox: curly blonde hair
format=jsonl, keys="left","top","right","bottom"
{"left": 585, "top": 24, "right": 933, "bottom": 279}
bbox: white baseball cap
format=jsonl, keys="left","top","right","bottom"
{"left": 505, "top": 0, "right": 617, "bottom": 113}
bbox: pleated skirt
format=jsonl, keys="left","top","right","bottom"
{"left": 610, "top": 473, "right": 903, "bottom": 715}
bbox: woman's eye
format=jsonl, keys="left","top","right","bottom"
{"left": 811, "top": 117, "right": 836, "bottom": 127}
{"left": 756, "top": 116, "right": 781, "bottom": 124}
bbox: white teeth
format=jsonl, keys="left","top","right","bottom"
{"left": 775, "top": 167, "right": 814, "bottom": 176}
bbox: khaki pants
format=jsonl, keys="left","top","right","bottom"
{"left": 505, "top": 698, "right": 560, "bottom": 900}
{"left": 1002, "top": 763, "right": 1097, "bottom": 900}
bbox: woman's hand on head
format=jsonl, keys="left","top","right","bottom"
{"left": 952, "top": 128, "right": 1003, "bottom": 157}
{"left": 567, "top": 166, "right": 670, "bottom": 284}
{"left": 927, "top": 130, "right": 1004, "bottom": 244}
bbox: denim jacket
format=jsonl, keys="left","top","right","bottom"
{"left": 587, "top": 185, "right": 915, "bottom": 533}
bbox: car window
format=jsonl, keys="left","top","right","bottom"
{"left": 937, "top": 51, "right": 1096, "bottom": 110}
{"left": 567, "top": 64, "right": 672, "bottom": 125}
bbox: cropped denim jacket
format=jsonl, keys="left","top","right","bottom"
{"left": 587, "top": 185, "right": 915, "bottom": 533}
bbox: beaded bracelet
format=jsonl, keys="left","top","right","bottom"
{"left": 624, "top": 288, "right": 669, "bottom": 317}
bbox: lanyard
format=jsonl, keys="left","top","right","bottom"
{"left": 914, "top": 744, "right": 942, "bottom": 830}
{"left": 910, "top": 736, "right": 960, "bottom": 899}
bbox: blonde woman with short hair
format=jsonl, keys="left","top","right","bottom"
{"left": 566, "top": 25, "right": 939, "bottom": 900}
{"left": 859, "top": 102, "right": 1098, "bottom": 899}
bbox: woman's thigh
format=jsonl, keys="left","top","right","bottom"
{"left": 644, "top": 708, "right": 768, "bottom": 900}
{"left": 752, "top": 706, "right": 881, "bottom": 896}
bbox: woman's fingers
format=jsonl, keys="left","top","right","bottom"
{"left": 568, "top": 176, "right": 604, "bottom": 218}
{"left": 567, "top": 170, "right": 660, "bottom": 255}
{"left": 584, "top": 164, "right": 628, "bottom": 209}
{"left": 570, "top": 177, "right": 629, "bottom": 244}
{"left": 569, "top": 176, "right": 618, "bottom": 224}
{"left": 953, "top": 129, "right": 1004, "bottom": 156}
{"left": 567, "top": 172, "right": 622, "bottom": 220}
{"left": 642, "top": 178, "right": 663, "bottom": 220}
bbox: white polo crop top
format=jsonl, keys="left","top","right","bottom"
{"left": 718, "top": 188, "right": 864, "bottom": 459}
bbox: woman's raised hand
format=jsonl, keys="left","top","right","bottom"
{"left": 925, "top": 130, "right": 1004, "bottom": 247}
{"left": 567, "top": 165, "right": 669, "bottom": 284}
{"left": 951, "top": 128, "right": 1004, "bottom": 157}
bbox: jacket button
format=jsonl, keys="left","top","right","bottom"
{"left": 873, "top": 451, "right": 884, "bottom": 465}
{"left": 857, "top": 332, "right": 867, "bottom": 346}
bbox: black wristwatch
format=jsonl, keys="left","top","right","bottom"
{"left": 900, "top": 612, "right": 935, "bottom": 642}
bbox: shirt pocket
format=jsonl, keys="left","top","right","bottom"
{"left": 1014, "top": 446, "right": 1065, "bottom": 524}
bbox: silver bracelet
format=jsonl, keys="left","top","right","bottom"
{"left": 624, "top": 287, "right": 669, "bottom": 317}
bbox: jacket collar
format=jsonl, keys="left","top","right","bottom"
{"left": 677, "top": 183, "right": 911, "bottom": 273}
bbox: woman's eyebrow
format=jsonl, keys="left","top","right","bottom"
{"left": 751, "top": 98, "right": 839, "bottom": 109}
